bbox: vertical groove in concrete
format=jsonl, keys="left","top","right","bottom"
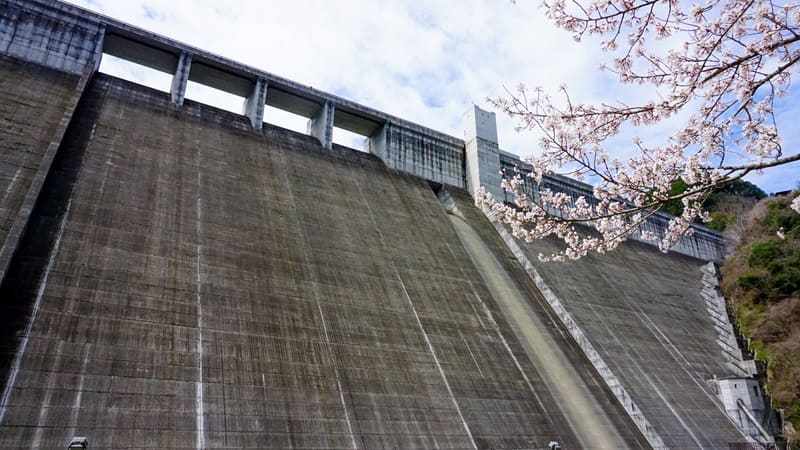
{"left": 0, "top": 198, "right": 72, "bottom": 429}
{"left": 351, "top": 174, "right": 477, "bottom": 449}
{"left": 463, "top": 277, "right": 552, "bottom": 421}
{"left": 482, "top": 208, "right": 668, "bottom": 449}
{"left": 700, "top": 262, "right": 750, "bottom": 376}
{"left": 66, "top": 344, "right": 91, "bottom": 440}
{"left": 194, "top": 138, "right": 205, "bottom": 450}
{"left": 396, "top": 273, "right": 478, "bottom": 450}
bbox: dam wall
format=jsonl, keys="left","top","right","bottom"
{"left": 0, "top": 1, "right": 767, "bottom": 448}
{"left": 0, "top": 71, "right": 653, "bottom": 448}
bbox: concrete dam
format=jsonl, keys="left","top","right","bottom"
{"left": 0, "top": 0, "right": 776, "bottom": 448}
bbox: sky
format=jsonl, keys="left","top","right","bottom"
{"left": 67, "top": 0, "right": 799, "bottom": 193}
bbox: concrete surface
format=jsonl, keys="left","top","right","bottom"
{"left": 0, "top": 73, "right": 645, "bottom": 449}
{"left": 447, "top": 213, "right": 633, "bottom": 449}
{"left": 0, "top": 0, "right": 103, "bottom": 74}
{"left": 366, "top": 123, "right": 466, "bottom": 189}
{"left": 0, "top": 56, "right": 78, "bottom": 253}
{"left": 488, "top": 214, "right": 751, "bottom": 449}
{"left": 0, "top": 55, "right": 94, "bottom": 287}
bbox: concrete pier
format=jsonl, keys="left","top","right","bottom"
{"left": 243, "top": 77, "right": 268, "bottom": 130}
{"left": 170, "top": 51, "right": 191, "bottom": 106}
{"left": 307, "top": 101, "right": 335, "bottom": 149}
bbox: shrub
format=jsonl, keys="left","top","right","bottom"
{"left": 773, "top": 271, "right": 800, "bottom": 296}
{"left": 748, "top": 240, "right": 783, "bottom": 267}
{"left": 708, "top": 211, "right": 735, "bottom": 231}
{"left": 738, "top": 272, "right": 766, "bottom": 290}
{"left": 763, "top": 198, "right": 800, "bottom": 232}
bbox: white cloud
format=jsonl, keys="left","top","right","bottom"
{"left": 70, "top": 0, "right": 798, "bottom": 192}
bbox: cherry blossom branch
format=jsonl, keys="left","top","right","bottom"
{"left": 482, "top": 0, "right": 800, "bottom": 260}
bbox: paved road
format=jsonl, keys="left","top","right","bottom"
{"left": 448, "top": 214, "right": 633, "bottom": 450}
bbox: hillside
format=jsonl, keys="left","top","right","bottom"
{"left": 720, "top": 192, "right": 800, "bottom": 440}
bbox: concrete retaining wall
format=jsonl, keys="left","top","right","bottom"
{"left": 0, "top": 73, "right": 606, "bottom": 449}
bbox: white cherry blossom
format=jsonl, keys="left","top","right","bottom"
{"left": 486, "top": 0, "right": 800, "bottom": 260}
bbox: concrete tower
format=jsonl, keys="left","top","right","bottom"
{"left": 464, "top": 105, "right": 504, "bottom": 201}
